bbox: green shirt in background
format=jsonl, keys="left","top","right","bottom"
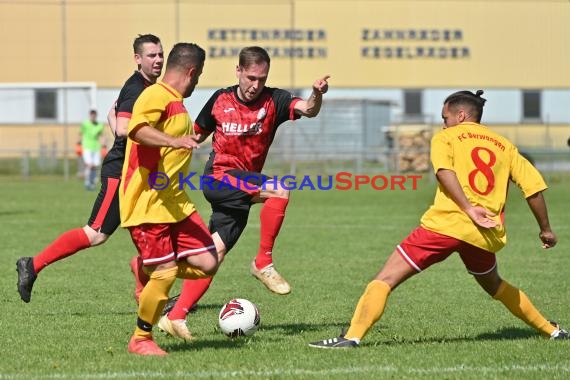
{"left": 80, "top": 119, "right": 104, "bottom": 152}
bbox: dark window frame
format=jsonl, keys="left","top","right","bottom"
{"left": 522, "top": 90, "right": 541, "bottom": 122}
{"left": 404, "top": 90, "right": 422, "bottom": 116}
{"left": 403, "top": 89, "right": 423, "bottom": 123}
{"left": 35, "top": 89, "right": 58, "bottom": 121}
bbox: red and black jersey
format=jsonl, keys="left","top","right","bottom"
{"left": 101, "top": 71, "right": 152, "bottom": 178}
{"left": 195, "top": 85, "right": 301, "bottom": 175}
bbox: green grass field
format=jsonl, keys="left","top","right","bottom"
{"left": 1, "top": 173, "right": 569, "bottom": 379}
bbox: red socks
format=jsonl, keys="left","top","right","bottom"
{"left": 33, "top": 228, "right": 91, "bottom": 274}
{"left": 254, "top": 197, "right": 289, "bottom": 270}
{"left": 167, "top": 196, "right": 289, "bottom": 320}
{"left": 168, "top": 278, "right": 213, "bottom": 320}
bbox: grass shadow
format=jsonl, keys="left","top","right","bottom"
{"left": 0, "top": 209, "right": 34, "bottom": 217}
{"left": 162, "top": 338, "right": 255, "bottom": 352}
{"left": 261, "top": 321, "right": 347, "bottom": 335}
{"left": 374, "top": 326, "right": 537, "bottom": 346}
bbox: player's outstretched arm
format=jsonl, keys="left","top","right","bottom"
{"left": 436, "top": 168, "right": 498, "bottom": 229}
{"left": 294, "top": 75, "right": 330, "bottom": 118}
{"left": 526, "top": 191, "right": 557, "bottom": 249}
{"left": 130, "top": 124, "right": 201, "bottom": 150}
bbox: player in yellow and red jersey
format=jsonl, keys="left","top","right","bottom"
{"left": 120, "top": 42, "right": 218, "bottom": 356}
{"left": 309, "top": 90, "right": 567, "bottom": 349}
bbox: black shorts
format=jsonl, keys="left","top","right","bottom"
{"left": 87, "top": 176, "right": 121, "bottom": 235}
{"left": 202, "top": 170, "right": 268, "bottom": 252}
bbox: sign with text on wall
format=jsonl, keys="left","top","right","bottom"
{"left": 188, "top": 1, "right": 568, "bottom": 89}
{"left": 207, "top": 28, "right": 470, "bottom": 60}
{"left": 200, "top": 26, "right": 475, "bottom": 88}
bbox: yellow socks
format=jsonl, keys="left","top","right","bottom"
{"left": 134, "top": 266, "right": 178, "bottom": 339}
{"left": 133, "top": 262, "right": 213, "bottom": 339}
{"left": 493, "top": 280, "right": 556, "bottom": 337}
{"left": 176, "top": 261, "right": 211, "bottom": 279}
{"left": 343, "top": 279, "right": 556, "bottom": 342}
{"left": 345, "top": 280, "right": 392, "bottom": 341}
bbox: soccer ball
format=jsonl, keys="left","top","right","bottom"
{"left": 218, "top": 298, "right": 260, "bottom": 338}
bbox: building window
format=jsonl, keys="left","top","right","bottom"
{"left": 35, "top": 89, "right": 57, "bottom": 120}
{"left": 403, "top": 90, "right": 422, "bottom": 122}
{"left": 522, "top": 90, "right": 541, "bottom": 121}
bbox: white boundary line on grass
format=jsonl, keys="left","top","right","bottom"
{"left": 246, "top": 223, "right": 395, "bottom": 229}
{"left": 2, "top": 364, "right": 570, "bottom": 379}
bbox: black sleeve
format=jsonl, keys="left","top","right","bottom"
{"left": 117, "top": 84, "right": 144, "bottom": 115}
{"left": 272, "top": 88, "right": 301, "bottom": 126}
{"left": 195, "top": 90, "right": 222, "bottom": 133}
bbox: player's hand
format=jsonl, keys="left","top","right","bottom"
{"left": 171, "top": 135, "right": 201, "bottom": 150}
{"left": 465, "top": 205, "right": 499, "bottom": 229}
{"left": 312, "top": 75, "right": 330, "bottom": 95}
{"left": 539, "top": 230, "right": 557, "bottom": 249}
{"left": 190, "top": 134, "right": 202, "bottom": 146}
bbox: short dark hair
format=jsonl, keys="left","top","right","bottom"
{"left": 133, "top": 34, "right": 161, "bottom": 55}
{"left": 444, "top": 90, "right": 487, "bottom": 123}
{"left": 166, "top": 43, "right": 206, "bottom": 71}
{"left": 238, "top": 46, "right": 270, "bottom": 68}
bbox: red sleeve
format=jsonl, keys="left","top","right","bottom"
{"left": 117, "top": 111, "right": 132, "bottom": 119}
{"left": 193, "top": 123, "right": 210, "bottom": 137}
{"left": 289, "top": 98, "right": 302, "bottom": 120}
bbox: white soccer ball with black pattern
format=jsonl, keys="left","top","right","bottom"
{"left": 218, "top": 298, "right": 260, "bottom": 338}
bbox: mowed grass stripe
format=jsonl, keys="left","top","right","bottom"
{"left": 3, "top": 363, "right": 570, "bottom": 379}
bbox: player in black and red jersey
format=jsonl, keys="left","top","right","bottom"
{"left": 16, "top": 34, "right": 164, "bottom": 303}
{"left": 156, "top": 46, "right": 329, "bottom": 338}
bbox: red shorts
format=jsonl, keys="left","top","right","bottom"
{"left": 128, "top": 211, "right": 217, "bottom": 266}
{"left": 397, "top": 227, "right": 496, "bottom": 275}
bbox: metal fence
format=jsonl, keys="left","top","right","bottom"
{"left": 1, "top": 98, "right": 569, "bottom": 178}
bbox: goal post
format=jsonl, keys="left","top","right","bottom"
{"left": 0, "top": 82, "right": 98, "bottom": 180}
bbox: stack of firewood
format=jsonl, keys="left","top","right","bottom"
{"left": 395, "top": 130, "right": 431, "bottom": 172}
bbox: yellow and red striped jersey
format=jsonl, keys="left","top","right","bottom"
{"left": 421, "top": 122, "right": 547, "bottom": 252}
{"left": 120, "top": 81, "right": 196, "bottom": 227}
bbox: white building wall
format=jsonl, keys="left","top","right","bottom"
{"left": 0, "top": 87, "right": 569, "bottom": 125}
{"left": 543, "top": 90, "right": 570, "bottom": 124}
